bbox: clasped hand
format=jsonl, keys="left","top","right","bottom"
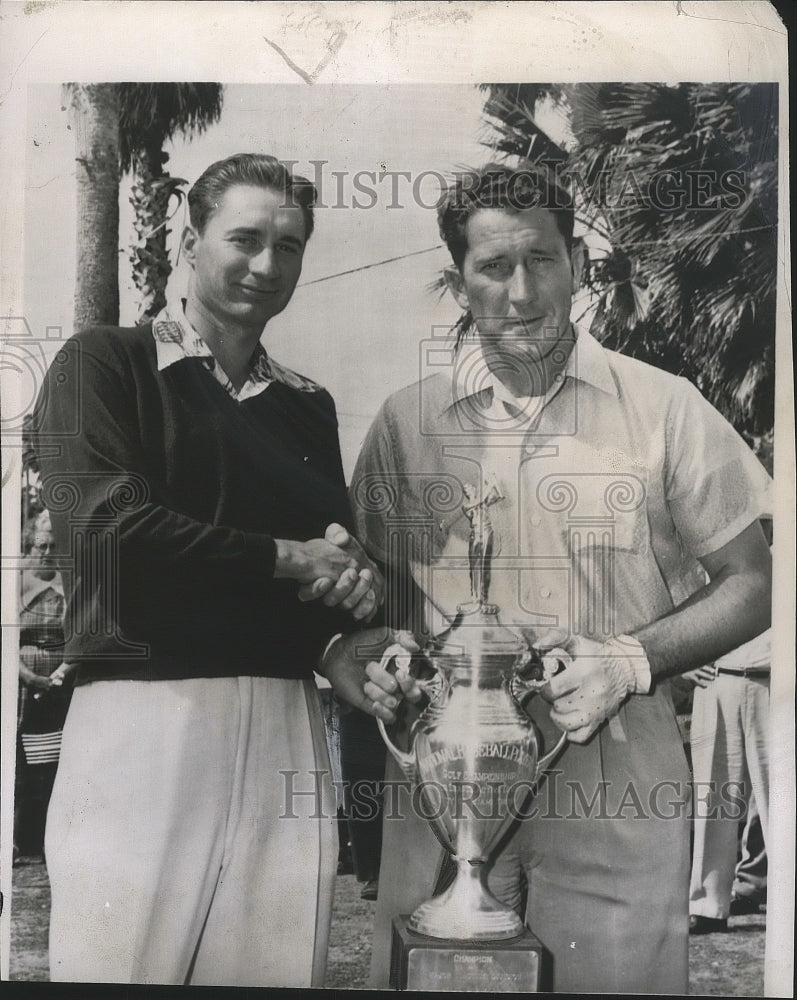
{"left": 321, "top": 628, "right": 422, "bottom": 721}
{"left": 274, "top": 523, "right": 384, "bottom": 622}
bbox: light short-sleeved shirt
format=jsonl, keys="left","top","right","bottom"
{"left": 351, "top": 329, "right": 770, "bottom": 650}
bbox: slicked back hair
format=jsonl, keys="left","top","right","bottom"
{"left": 187, "top": 153, "right": 316, "bottom": 241}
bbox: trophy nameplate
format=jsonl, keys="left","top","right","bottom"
{"left": 389, "top": 916, "right": 543, "bottom": 992}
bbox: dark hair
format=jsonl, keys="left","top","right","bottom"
{"left": 438, "top": 163, "right": 575, "bottom": 270}
{"left": 187, "top": 153, "right": 317, "bottom": 240}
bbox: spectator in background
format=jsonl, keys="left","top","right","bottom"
{"left": 688, "top": 517, "right": 772, "bottom": 934}
{"left": 732, "top": 806, "right": 767, "bottom": 917}
{"left": 14, "top": 510, "right": 76, "bottom": 862}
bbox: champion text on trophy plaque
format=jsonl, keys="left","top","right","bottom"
{"left": 377, "top": 480, "right": 567, "bottom": 991}
{"left": 389, "top": 916, "right": 543, "bottom": 992}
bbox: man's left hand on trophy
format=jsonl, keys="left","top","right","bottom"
{"left": 321, "top": 628, "right": 422, "bottom": 722}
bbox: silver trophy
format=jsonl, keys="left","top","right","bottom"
{"left": 378, "top": 480, "right": 567, "bottom": 940}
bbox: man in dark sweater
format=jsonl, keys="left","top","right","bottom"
{"left": 33, "top": 153, "right": 383, "bottom": 986}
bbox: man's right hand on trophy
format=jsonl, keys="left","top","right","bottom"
{"left": 321, "top": 628, "right": 423, "bottom": 722}
{"left": 534, "top": 632, "right": 653, "bottom": 744}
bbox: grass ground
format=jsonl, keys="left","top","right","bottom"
{"left": 9, "top": 857, "right": 765, "bottom": 992}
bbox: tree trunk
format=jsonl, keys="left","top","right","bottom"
{"left": 129, "top": 142, "right": 175, "bottom": 323}
{"left": 70, "top": 84, "right": 120, "bottom": 330}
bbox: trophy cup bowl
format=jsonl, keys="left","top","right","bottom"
{"left": 377, "top": 603, "right": 567, "bottom": 941}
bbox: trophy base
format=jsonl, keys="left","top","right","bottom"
{"left": 390, "top": 916, "right": 543, "bottom": 992}
{"left": 408, "top": 858, "right": 523, "bottom": 939}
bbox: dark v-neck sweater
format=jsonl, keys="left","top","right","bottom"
{"left": 32, "top": 324, "right": 354, "bottom": 685}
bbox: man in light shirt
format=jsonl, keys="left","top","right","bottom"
{"left": 325, "top": 162, "right": 772, "bottom": 992}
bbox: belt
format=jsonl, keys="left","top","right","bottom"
{"left": 715, "top": 667, "right": 770, "bottom": 679}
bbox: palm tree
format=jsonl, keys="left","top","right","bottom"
{"left": 119, "top": 84, "right": 223, "bottom": 322}
{"left": 480, "top": 83, "right": 778, "bottom": 453}
{"left": 69, "top": 83, "right": 121, "bottom": 330}
{"left": 68, "top": 83, "right": 223, "bottom": 331}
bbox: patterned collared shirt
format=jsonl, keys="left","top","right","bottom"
{"left": 151, "top": 301, "right": 323, "bottom": 401}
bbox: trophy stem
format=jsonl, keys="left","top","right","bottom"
{"left": 407, "top": 858, "right": 524, "bottom": 941}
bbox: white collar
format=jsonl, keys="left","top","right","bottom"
{"left": 447, "top": 326, "right": 618, "bottom": 415}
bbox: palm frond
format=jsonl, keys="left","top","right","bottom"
{"left": 478, "top": 81, "right": 778, "bottom": 437}
{"left": 119, "top": 83, "right": 223, "bottom": 174}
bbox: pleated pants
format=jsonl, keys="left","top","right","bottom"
{"left": 689, "top": 673, "right": 769, "bottom": 919}
{"left": 45, "top": 676, "right": 337, "bottom": 986}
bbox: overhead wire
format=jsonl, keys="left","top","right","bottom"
{"left": 297, "top": 244, "right": 444, "bottom": 287}
{"left": 294, "top": 222, "right": 774, "bottom": 291}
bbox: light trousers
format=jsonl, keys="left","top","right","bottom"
{"left": 734, "top": 798, "right": 767, "bottom": 901}
{"left": 689, "top": 673, "right": 769, "bottom": 920}
{"left": 45, "top": 676, "right": 337, "bottom": 986}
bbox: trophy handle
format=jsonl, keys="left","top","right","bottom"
{"left": 537, "top": 730, "right": 567, "bottom": 772}
{"left": 511, "top": 647, "right": 571, "bottom": 774}
{"left": 375, "top": 643, "right": 418, "bottom": 781}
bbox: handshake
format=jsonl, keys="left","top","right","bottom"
{"left": 274, "top": 522, "right": 383, "bottom": 623}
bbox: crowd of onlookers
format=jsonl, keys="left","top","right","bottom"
{"left": 14, "top": 506, "right": 770, "bottom": 936}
